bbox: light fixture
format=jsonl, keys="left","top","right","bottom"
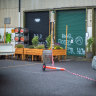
{"left": 34, "top": 18, "right": 40, "bottom": 23}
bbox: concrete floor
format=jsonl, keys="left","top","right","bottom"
{"left": 0, "top": 59, "right": 96, "bottom": 96}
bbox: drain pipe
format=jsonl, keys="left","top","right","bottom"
{"left": 18, "top": 0, "right": 21, "bottom": 27}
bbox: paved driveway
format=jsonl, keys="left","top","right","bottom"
{"left": 0, "top": 60, "right": 96, "bottom": 96}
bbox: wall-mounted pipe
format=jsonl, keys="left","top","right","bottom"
{"left": 18, "top": 0, "right": 21, "bottom": 27}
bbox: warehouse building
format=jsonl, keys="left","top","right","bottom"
{"left": 0, "top": 0, "right": 96, "bottom": 56}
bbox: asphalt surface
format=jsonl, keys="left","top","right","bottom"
{"left": 0, "top": 59, "right": 96, "bottom": 96}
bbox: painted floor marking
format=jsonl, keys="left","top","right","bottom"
{"left": 0, "top": 63, "right": 42, "bottom": 69}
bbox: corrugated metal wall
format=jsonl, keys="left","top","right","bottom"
{"left": 0, "top": 0, "right": 18, "bottom": 9}
{"left": 0, "top": 0, "right": 96, "bottom": 9}
{"left": 21, "top": 0, "right": 96, "bottom": 10}
{"left": 0, "top": 8, "right": 18, "bottom": 28}
{"left": 0, "top": 0, "right": 96, "bottom": 28}
{"left": 0, "top": 0, "right": 18, "bottom": 28}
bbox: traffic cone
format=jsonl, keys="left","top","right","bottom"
{"left": 42, "top": 64, "right": 65, "bottom": 71}
{"left": 46, "top": 66, "right": 65, "bottom": 71}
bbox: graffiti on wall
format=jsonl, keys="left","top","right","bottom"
{"left": 77, "top": 48, "right": 85, "bottom": 55}
{"left": 58, "top": 33, "right": 85, "bottom": 55}
{"left": 75, "top": 36, "right": 83, "bottom": 45}
{"left": 67, "top": 47, "right": 75, "bottom": 55}
{"left": 33, "top": 33, "right": 45, "bottom": 44}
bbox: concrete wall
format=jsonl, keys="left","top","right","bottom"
{"left": 0, "top": 0, "right": 18, "bottom": 28}
{"left": 0, "top": 0, "right": 96, "bottom": 28}
{"left": 0, "top": 8, "right": 18, "bottom": 28}
{"left": 0, "top": 0, "right": 95, "bottom": 41}
{"left": 0, "top": 0, "right": 96, "bottom": 9}
{"left": 21, "top": 0, "right": 96, "bottom": 10}
{"left": 0, "top": 0, "right": 95, "bottom": 34}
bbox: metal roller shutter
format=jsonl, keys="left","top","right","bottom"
{"left": 56, "top": 9, "right": 86, "bottom": 56}
{"left": 25, "top": 11, "right": 49, "bottom": 45}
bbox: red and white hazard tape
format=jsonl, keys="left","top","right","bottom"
{"left": 65, "top": 69, "right": 96, "bottom": 82}
{"left": 43, "top": 65, "right": 96, "bottom": 82}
